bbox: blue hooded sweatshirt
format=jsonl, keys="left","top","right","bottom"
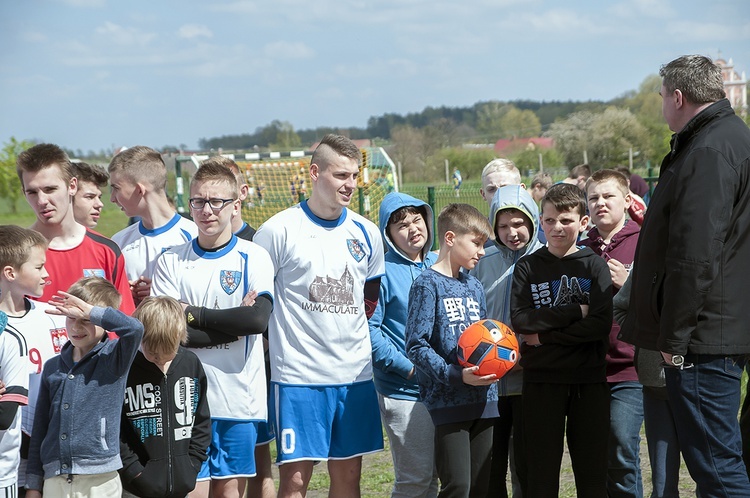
{"left": 469, "top": 185, "right": 544, "bottom": 395}
{"left": 368, "top": 192, "right": 437, "bottom": 401}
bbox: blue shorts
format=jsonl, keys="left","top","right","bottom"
{"left": 256, "top": 419, "right": 275, "bottom": 446}
{"left": 197, "top": 420, "right": 258, "bottom": 480}
{"left": 271, "top": 380, "right": 383, "bottom": 464}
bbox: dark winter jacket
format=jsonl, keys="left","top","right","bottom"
{"left": 511, "top": 247, "right": 613, "bottom": 384}
{"left": 580, "top": 220, "right": 639, "bottom": 381}
{"left": 119, "top": 347, "right": 211, "bottom": 498}
{"left": 620, "top": 99, "right": 750, "bottom": 355}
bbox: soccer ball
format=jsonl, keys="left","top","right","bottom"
{"left": 457, "top": 319, "right": 519, "bottom": 379}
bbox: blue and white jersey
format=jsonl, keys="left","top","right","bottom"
{"left": 113, "top": 213, "right": 198, "bottom": 282}
{"left": 0, "top": 315, "right": 29, "bottom": 488}
{"left": 151, "top": 235, "right": 273, "bottom": 421}
{"left": 254, "top": 202, "right": 385, "bottom": 386}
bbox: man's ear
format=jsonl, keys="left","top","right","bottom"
{"left": 310, "top": 163, "right": 319, "bottom": 182}
{"left": 674, "top": 89, "right": 684, "bottom": 110}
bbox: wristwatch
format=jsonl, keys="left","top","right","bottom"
{"left": 671, "top": 354, "right": 685, "bottom": 367}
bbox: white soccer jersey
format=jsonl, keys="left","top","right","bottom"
{"left": 254, "top": 202, "right": 385, "bottom": 386}
{"left": 151, "top": 236, "right": 273, "bottom": 421}
{"left": 113, "top": 213, "right": 198, "bottom": 282}
{"left": 5, "top": 300, "right": 68, "bottom": 436}
{"left": 0, "top": 323, "right": 29, "bottom": 487}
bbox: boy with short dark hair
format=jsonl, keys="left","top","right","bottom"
{"left": 582, "top": 169, "right": 643, "bottom": 498}
{"left": 71, "top": 161, "right": 109, "bottom": 229}
{"left": 120, "top": 296, "right": 211, "bottom": 498}
{"left": 406, "top": 203, "right": 498, "bottom": 497}
{"left": 25, "top": 277, "right": 143, "bottom": 497}
{"left": 0, "top": 225, "right": 69, "bottom": 495}
{"left": 369, "top": 192, "right": 439, "bottom": 497}
{"left": 511, "top": 183, "right": 613, "bottom": 498}
{"left": 109, "top": 146, "right": 198, "bottom": 304}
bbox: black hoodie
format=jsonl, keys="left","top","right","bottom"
{"left": 510, "top": 246, "right": 613, "bottom": 384}
{"left": 119, "top": 347, "right": 211, "bottom": 498}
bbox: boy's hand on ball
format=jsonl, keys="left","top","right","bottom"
{"left": 462, "top": 366, "right": 497, "bottom": 386}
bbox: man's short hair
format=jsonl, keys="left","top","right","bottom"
{"left": 437, "top": 203, "right": 492, "bottom": 241}
{"left": 72, "top": 161, "right": 109, "bottom": 188}
{"left": 530, "top": 172, "right": 553, "bottom": 190}
{"left": 201, "top": 156, "right": 243, "bottom": 181}
{"left": 191, "top": 162, "right": 239, "bottom": 199}
{"left": 569, "top": 164, "right": 591, "bottom": 180}
{"left": 481, "top": 158, "right": 521, "bottom": 184}
{"left": 133, "top": 296, "right": 187, "bottom": 356}
{"left": 542, "top": 183, "right": 587, "bottom": 217}
{"left": 659, "top": 55, "right": 725, "bottom": 105}
{"left": 0, "top": 225, "right": 48, "bottom": 269}
{"left": 311, "top": 134, "right": 361, "bottom": 170}
{"left": 67, "top": 276, "right": 122, "bottom": 310}
{"left": 108, "top": 146, "right": 167, "bottom": 191}
{"left": 16, "top": 143, "right": 75, "bottom": 186}
{"left": 585, "top": 169, "right": 630, "bottom": 197}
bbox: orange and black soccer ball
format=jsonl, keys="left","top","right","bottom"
{"left": 457, "top": 319, "right": 519, "bottom": 378}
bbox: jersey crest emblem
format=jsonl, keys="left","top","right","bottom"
{"left": 347, "top": 239, "right": 365, "bottom": 262}
{"left": 220, "top": 270, "right": 242, "bottom": 295}
{"left": 83, "top": 269, "right": 106, "bottom": 278}
{"left": 50, "top": 327, "right": 69, "bottom": 353}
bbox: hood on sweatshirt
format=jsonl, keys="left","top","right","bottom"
{"left": 378, "top": 192, "right": 434, "bottom": 263}
{"left": 489, "top": 185, "right": 543, "bottom": 257}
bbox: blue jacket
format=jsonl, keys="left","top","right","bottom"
{"left": 368, "top": 192, "right": 437, "bottom": 400}
{"left": 469, "top": 185, "right": 544, "bottom": 395}
{"left": 26, "top": 307, "right": 143, "bottom": 490}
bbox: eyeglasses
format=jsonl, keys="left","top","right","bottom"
{"left": 188, "top": 198, "right": 235, "bottom": 211}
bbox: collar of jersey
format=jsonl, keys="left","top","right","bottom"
{"left": 301, "top": 200, "right": 347, "bottom": 228}
{"left": 191, "top": 234, "right": 238, "bottom": 259}
{"left": 139, "top": 213, "right": 182, "bottom": 236}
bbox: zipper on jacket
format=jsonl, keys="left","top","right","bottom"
{"left": 164, "top": 372, "right": 174, "bottom": 495}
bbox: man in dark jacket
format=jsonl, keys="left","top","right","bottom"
{"left": 620, "top": 54, "right": 750, "bottom": 496}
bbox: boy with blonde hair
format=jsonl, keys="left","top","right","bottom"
{"left": 200, "top": 156, "right": 256, "bottom": 240}
{"left": 582, "top": 169, "right": 643, "bottom": 498}
{"left": 16, "top": 143, "right": 135, "bottom": 313}
{"left": 406, "top": 203, "right": 498, "bottom": 497}
{"left": 120, "top": 296, "right": 211, "bottom": 498}
{"left": 0, "top": 225, "right": 69, "bottom": 495}
{"left": 511, "top": 183, "right": 613, "bottom": 497}
{"left": 26, "top": 277, "right": 143, "bottom": 497}
{"left": 152, "top": 162, "right": 273, "bottom": 498}
{"left": 109, "top": 146, "right": 198, "bottom": 304}
{"left": 479, "top": 158, "right": 523, "bottom": 205}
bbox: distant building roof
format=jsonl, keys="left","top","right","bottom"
{"left": 494, "top": 137, "right": 554, "bottom": 154}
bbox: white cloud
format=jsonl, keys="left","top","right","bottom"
{"left": 263, "top": 41, "right": 314, "bottom": 59}
{"left": 178, "top": 24, "right": 213, "bottom": 40}
{"left": 94, "top": 21, "right": 157, "bottom": 46}
{"left": 610, "top": 0, "right": 675, "bottom": 19}
{"left": 667, "top": 20, "right": 750, "bottom": 41}
{"left": 58, "top": 0, "right": 106, "bottom": 7}
{"left": 207, "top": 1, "right": 259, "bottom": 14}
{"left": 21, "top": 31, "right": 48, "bottom": 43}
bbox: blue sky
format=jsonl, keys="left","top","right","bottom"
{"left": 2, "top": 0, "right": 748, "bottom": 152}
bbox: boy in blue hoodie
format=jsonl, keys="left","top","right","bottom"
{"left": 470, "top": 185, "right": 543, "bottom": 497}
{"left": 369, "top": 192, "right": 438, "bottom": 498}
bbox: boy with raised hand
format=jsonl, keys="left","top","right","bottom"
{"left": 151, "top": 162, "right": 273, "bottom": 498}
{"left": 581, "top": 169, "right": 643, "bottom": 498}
{"left": 16, "top": 143, "right": 135, "bottom": 314}
{"left": 511, "top": 183, "right": 613, "bottom": 498}
{"left": 109, "top": 146, "right": 198, "bottom": 304}
{"left": 0, "top": 309, "right": 29, "bottom": 496}
{"left": 120, "top": 296, "right": 211, "bottom": 498}
{"left": 0, "top": 225, "right": 69, "bottom": 495}
{"left": 405, "top": 203, "right": 498, "bottom": 498}
{"left": 253, "top": 134, "right": 385, "bottom": 498}
{"left": 469, "top": 185, "right": 543, "bottom": 497}
{"left": 369, "top": 192, "right": 439, "bottom": 498}
{"left": 25, "top": 276, "right": 144, "bottom": 498}
{"left": 71, "top": 161, "right": 109, "bottom": 229}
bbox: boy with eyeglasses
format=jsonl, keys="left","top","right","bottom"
{"left": 109, "top": 146, "right": 198, "bottom": 305}
{"left": 151, "top": 162, "right": 274, "bottom": 498}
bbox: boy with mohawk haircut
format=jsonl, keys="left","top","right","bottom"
{"left": 406, "top": 203, "right": 498, "bottom": 497}
{"left": 109, "top": 146, "right": 198, "bottom": 304}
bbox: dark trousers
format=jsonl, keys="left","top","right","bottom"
{"left": 521, "top": 381, "right": 609, "bottom": 498}
{"left": 486, "top": 395, "right": 526, "bottom": 498}
{"left": 741, "top": 362, "right": 750, "bottom": 483}
{"left": 435, "top": 418, "right": 494, "bottom": 498}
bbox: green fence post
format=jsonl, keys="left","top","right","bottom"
{"left": 646, "top": 160, "right": 655, "bottom": 198}
{"left": 358, "top": 187, "right": 365, "bottom": 216}
{"left": 428, "top": 186, "right": 438, "bottom": 250}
